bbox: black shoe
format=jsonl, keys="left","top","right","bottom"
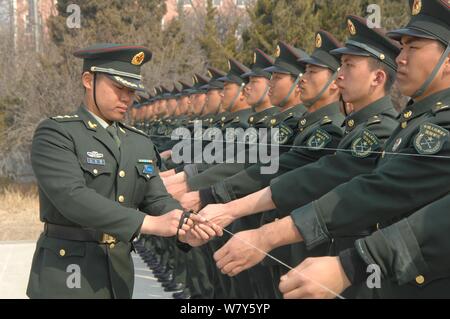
{"left": 164, "top": 283, "right": 184, "bottom": 292}
{"left": 173, "top": 290, "right": 191, "bottom": 299}
{"left": 157, "top": 272, "right": 173, "bottom": 282}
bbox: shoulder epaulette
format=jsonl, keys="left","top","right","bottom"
{"left": 51, "top": 114, "right": 80, "bottom": 122}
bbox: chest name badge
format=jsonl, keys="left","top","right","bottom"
{"left": 87, "top": 158, "right": 105, "bottom": 166}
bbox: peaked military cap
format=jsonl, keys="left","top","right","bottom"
{"left": 188, "top": 74, "right": 211, "bottom": 94}
{"left": 299, "top": 30, "right": 343, "bottom": 72}
{"left": 388, "top": 0, "right": 449, "bottom": 46}
{"left": 179, "top": 79, "right": 194, "bottom": 96}
{"left": 172, "top": 83, "right": 182, "bottom": 98}
{"left": 160, "top": 85, "right": 173, "bottom": 99}
{"left": 264, "top": 41, "right": 309, "bottom": 77}
{"left": 218, "top": 59, "right": 251, "bottom": 85}
{"left": 73, "top": 43, "right": 152, "bottom": 91}
{"left": 152, "top": 86, "right": 163, "bottom": 101}
{"left": 242, "top": 48, "right": 275, "bottom": 79}
{"left": 330, "top": 15, "right": 401, "bottom": 72}
{"left": 203, "top": 67, "right": 226, "bottom": 90}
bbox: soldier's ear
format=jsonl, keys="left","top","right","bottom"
{"left": 82, "top": 72, "right": 94, "bottom": 91}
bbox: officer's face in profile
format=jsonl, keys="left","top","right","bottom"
{"left": 221, "top": 82, "right": 241, "bottom": 109}
{"left": 205, "top": 89, "right": 222, "bottom": 114}
{"left": 245, "top": 76, "right": 270, "bottom": 105}
{"left": 337, "top": 55, "right": 379, "bottom": 106}
{"left": 167, "top": 98, "right": 178, "bottom": 115}
{"left": 144, "top": 105, "right": 153, "bottom": 119}
{"left": 396, "top": 36, "right": 449, "bottom": 99}
{"left": 192, "top": 93, "right": 206, "bottom": 114}
{"left": 82, "top": 72, "right": 136, "bottom": 122}
{"left": 178, "top": 96, "right": 190, "bottom": 114}
{"left": 269, "top": 72, "right": 296, "bottom": 106}
{"left": 300, "top": 64, "right": 337, "bottom": 103}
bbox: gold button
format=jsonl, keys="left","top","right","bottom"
{"left": 118, "top": 195, "right": 125, "bottom": 203}
{"left": 348, "top": 119, "right": 354, "bottom": 127}
{"left": 401, "top": 122, "right": 408, "bottom": 129}
{"left": 59, "top": 249, "right": 66, "bottom": 257}
{"left": 300, "top": 119, "right": 307, "bottom": 126}
{"left": 119, "top": 170, "right": 126, "bottom": 178}
{"left": 109, "top": 243, "right": 115, "bottom": 249}
{"left": 379, "top": 54, "right": 385, "bottom": 60}
{"left": 416, "top": 275, "right": 425, "bottom": 285}
{"left": 404, "top": 111, "right": 413, "bottom": 119}
{"left": 146, "top": 174, "right": 151, "bottom": 179}
{"left": 93, "top": 169, "right": 98, "bottom": 175}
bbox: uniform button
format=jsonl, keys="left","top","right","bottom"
{"left": 118, "top": 195, "right": 125, "bottom": 203}
{"left": 146, "top": 175, "right": 151, "bottom": 179}
{"left": 401, "top": 122, "right": 408, "bottom": 129}
{"left": 109, "top": 243, "right": 115, "bottom": 249}
{"left": 93, "top": 169, "right": 98, "bottom": 175}
{"left": 348, "top": 119, "right": 354, "bottom": 127}
{"left": 381, "top": 151, "right": 386, "bottom": 158}
{"left": 416, "top": 275, "right": 425, "bottom": 285}
{"left": 119, "top": 170, "right": 126, "bottom": 178}
{"left": 59, "top": 249, "right": 66, "bottom": 257}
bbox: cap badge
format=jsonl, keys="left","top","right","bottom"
{"left": 131, "top": 52, "right": 145, "bottom": 66}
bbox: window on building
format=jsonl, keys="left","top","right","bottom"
{"left": 177, "top": 0, "right": 192, "bottom": 7}
{"left": 235, "top": 0, "right": 248, "bottom": 7}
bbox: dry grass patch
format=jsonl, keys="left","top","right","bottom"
{"left": 0, "top": 184, "right": 42, "bottom": 241}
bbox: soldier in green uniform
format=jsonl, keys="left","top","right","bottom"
{"left": 172, "top": 48, "right": 278, "bottom": 201}
{"left": 26, "top": 44, "right": 211, "bottom": 299}
{"left": 164, "top": 43, "right": 309, "bottom": 201}
{"left": 273, "top": 0, "right": 450, "bottom": 299}
{"left": 207, "top": 22, "right": 401, "bottom": 298}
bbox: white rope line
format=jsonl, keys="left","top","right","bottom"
{"left": 147, "top": 134, "right": 450, "bottom": 160}
{"left": 198, "top": 221, "right": 346, "bottom": 299}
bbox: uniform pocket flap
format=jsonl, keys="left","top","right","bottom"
{"left": 79, "top": 159, "right": 113, "bottom": 176}
{"left": 41, "top": 236, "right": 86, "bottom": 258}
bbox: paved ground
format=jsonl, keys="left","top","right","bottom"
{"left": 0, "top": 241, "right": 172, "bottom": 299}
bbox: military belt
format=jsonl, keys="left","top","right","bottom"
{"left": 44, "top": 223, "right": 117, "bottom": 244}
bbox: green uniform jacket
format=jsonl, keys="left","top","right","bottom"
{"left": 27, "top": 106, "right": 180, "bottom": 299}
{"left": 209, "top": 102, "right": 344, "bottom": 203}
{"left": 273, "top": 96, "right": 398, "bottom": 216}
{"left": 186, "top": 107, "right": 280, "bottom": 191}
{"left": 352, "top": 194, "right": 450, "bottom": 298}
{"left": 291, "top": 89, "right": 450, "bottom": 295}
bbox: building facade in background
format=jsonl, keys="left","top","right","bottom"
{"left": 163, "top": 0, "right": 250, "bottom": 27}
{"left": 9, "top": 0, "right": 57, "bottom": 52}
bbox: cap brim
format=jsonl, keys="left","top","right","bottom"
{"left": 298, "top": 57, "right": 329, "bottom": 68}
{"left": 105, "top": 74, "right": 146, "bottom": 91}
{"left": 263, "top": 65, "right": 290, "bottom": 74}
{"left": 387, "top": 28, "right": 437, "bottom": 41}
{"left": 330, "top": 46, "right": 371, "bottom": 58}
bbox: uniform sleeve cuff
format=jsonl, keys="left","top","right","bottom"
{"left": 175, "top": 165, "right": 185, "bottom": 174}
{"left": 199, "top": 187, "right": 216, "bottom": 207}
{"left": 211, "top": 181, "right": 234, "bottom": 203}
{"left": 290, "top": 202, "right": 331, "bottom": 250}
{"left": 183, "top": 164, "right": 199, "bottom": 178}
{"left": 339, "top": 248, "right": 368, "bottom": 285}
